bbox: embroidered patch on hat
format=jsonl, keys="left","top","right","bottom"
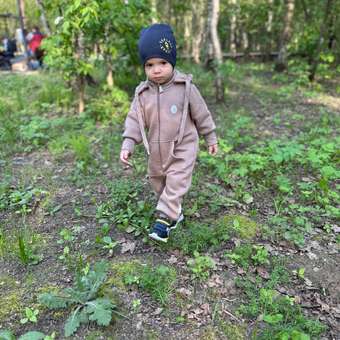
{"left": 160, "top": 38, "right": 172, "bottom": 54}
{"left": 170, "top": 104, "right": 178, "bottom": 114}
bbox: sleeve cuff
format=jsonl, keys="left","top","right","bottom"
{"left": 204, "top": 131, "right": 218, "bottom": 146}
{"left": 121, "top": 138, "right": 135, "bottom": 153}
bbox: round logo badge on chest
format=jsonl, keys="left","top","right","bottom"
{"left": 170, "top": 104, "right": 178, "bottom": 114}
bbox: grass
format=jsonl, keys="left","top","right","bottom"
{"left": 0, "top": 61, "right": 338, "bottom": 338}
{"left": 110, "top": 260, "right": 177, "bottom": 305}
{"left": 236, "top": 262, "right": 327, "bottom": 339}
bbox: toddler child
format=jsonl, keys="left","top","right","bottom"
{"left": 120, "top": 23, "right": 218, "bottom": 242}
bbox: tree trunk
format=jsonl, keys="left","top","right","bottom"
{"left": 164, "top": 0, "right": 171, "bottom": 24}
{"left": 309, "top": 0, "right": 334, "bottom": 81}
{"left": 275, "top": 0, "right": 295, "bottom": 72}
{"left": 229, "top": 0, "right": 237, "bottom": 56}
{"left": 16, "top": 0, "right": 29, "bottom": 57}
{"left": 150, "top": 0, "right": 158, "bottom": 24}
{"left": 183, "top": 10, "right": 192, "bottom": 57}
{"left": 300, "top": 0, "right": 311, "bottom": 22}
{"left": 76, "top": 32, "right": 86, "bottom": 113}
{"left": 78, "top": 76, "right": 85, "bottom": 114}
{"left": 264, "top": 0, "right": 274, "bottom": 61}
{"left": 241, "top": 30, "right": 249, "bottom": 52}
{"left": 19, "top": 0, "right": 26, "bottom": 27}
{"left": 106, "top": 60, "right": 114, "bottom": 87}
{"left": 35, "top": 0, "right": 51, "bottom": 35}
{"left": 332, "top": 2, "right": 340, "bottom": 65}
{"left": 209, "top": 0, "right": 224, "bottom": 102}
{"left": 192, "top": 0, "right": 205, "bottom": 63}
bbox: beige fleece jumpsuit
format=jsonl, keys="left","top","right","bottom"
{"left": 122, "top": 70, "right": 217, "bottom": 221}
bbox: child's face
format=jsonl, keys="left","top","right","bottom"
{"left": 144, "top": 58, "right": 173, "bottom": 84}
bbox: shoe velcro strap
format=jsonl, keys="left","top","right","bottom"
{"left": 156, "top": 218, "right": 171, "bottom": 226}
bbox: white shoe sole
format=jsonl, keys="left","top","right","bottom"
{"left": 149, "top": 232, "right": 168, "bottom": 243}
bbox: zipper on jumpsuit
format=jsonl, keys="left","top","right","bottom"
{"left": 157, "top": 84, "right": 164, "bottom": 171}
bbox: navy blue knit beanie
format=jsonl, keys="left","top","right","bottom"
{"left": 138, "top": 23, "right": 176, "bottom": 67}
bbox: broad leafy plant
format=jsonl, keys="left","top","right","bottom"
{"left": 38, "top": 261, "right": 118, "bottom": 337}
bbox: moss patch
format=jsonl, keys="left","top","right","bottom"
{"left": 199, "top": 326, "right": 219, "bottom": 340}
{"left": 0, "top": 275, "right": 25, "bottom": 322}
{"left": 0, "top": 289, "right": 24, "bottom": 322}
{"left": 217, "top": 320, "right": 246, "bottom": 340}
{"left": 216, "top": 214, "right": 259, "bottom": 240}
{"left": 108, "top": 260, "right": 143, "bottom": 289}
{"left": 85, "top": 330, "right": 115, "bottom": 340}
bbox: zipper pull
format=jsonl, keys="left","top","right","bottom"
{"left": 159, "top": 85, "right": 163, "bottom": 93}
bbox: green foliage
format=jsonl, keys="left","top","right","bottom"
{"left": 19, "top": 117, "right": 51, "bottom": 149}
{"left": 42, "top": 0, "right": 151, "bottom": 113}
{"left": 87, "top": 86, "right": 130, "bottom": 122}
{"left": 187, "top": 251, "right": 216, "bottom": 280}
{"left": 236, "top": 261, "right": 326, "bottom": 339}
{"left": 0, "top": 330, "right": 15, "bottom": 340}
{"left": 220, "top": 60, "right": 244, "bottom": 81}
{"left": 172, "top": 214, "right": 258, "bottom": 255}
{"left": 0, "top": 225, "right": 45, "bottom": 265}
{"left": 99, "top": 236, "right": 118, "bottom": 256}
{"left": 109, "top": 260, "right": 142, "bottom": 289}
{"left": 122, "top": 263, "right": 177, "bottom": 305}
{"left": 96, "top": 178, "right": 154, "bottom": 237}
{"left": 138, "top": 265, "right": 177, "bottom": 304}
{"left": 252, "top": 246, "right": 270, "bottom": 266}
{"left": 17, "top": 233, "right": 43, "bottom": 265}
{"left": 20, "top": 307, "right": 39, "bottom": 324}
{"left": 226, "top": 244, "right": 269, "bottom": 269}
{"left": 216, "top": 215, "right": 259, "bottom": 240}
{"left": 0, "top": 330, "right": 56, "bottom": 340}
{"left": 198, "top": 116, "right": 339, "bottom": 247}
{"left": 0, "top": 186, "right": 46, "bottom": 214}
{"left": 0, "top": 73, "right": 75, "bottom": 156}
{"left": 38, "top": 261, "right": 118, "bottom": 337}
{"left": 172, "top": 220, "right": 228, "bottom": 255}
{"left": 69, "top": 134, "right": 93, "bottom": 171}
{"left": 0, "top": 227, "right": 45, "bottom": 266}
{"left": 57, "top": 228, "right": 75, "bottom": 244}
{"left": 226, "top": 244, "right": 253, "bottom": 269}
{"left": 19, "top": 332, "right": 49, "bottom": 340}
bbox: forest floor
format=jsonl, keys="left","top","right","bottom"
{"left": 0, "top": 62, "right": 339, "bottom": 340}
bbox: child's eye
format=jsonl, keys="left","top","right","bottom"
{"left": 161, "top": 61, "right": 167, "bottom": 65}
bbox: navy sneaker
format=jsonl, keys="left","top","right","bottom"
{"left": 148, "top": 214, "right": 184, "bottom": 243}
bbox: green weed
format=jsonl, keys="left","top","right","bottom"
{"left": 69, "top": 134, "right": 94, "bottom": 172}
{"left": 87, "top": 86, "right": 129, "bottom": 122}
{"left": 38, "top": 261, "right": 119, "bottom": 337}
{"left": 19, "top": 117, "right": 51, "bottom": 150}
{"left": 17, "top": 233, "right": 43, "bottom": 265}
{"left": 138, "top": 265, "right": 177, "bottom": 304}
{"left": 236, "top": 259, "right": 326, "bottom": 339}
{"left": 120, "top": 262, "right": 177, "bottom": 305}
{"left": 187, "top": 251, "right": 216, "bottom": 281}
{"left": 0, "top": 185, "right": 46, "bottom": 215}
{"left": 0, "top": 330, "right": 56, "bottom": 340}
{"left": 96, "top": 178, "right": 154, "bottom": 238}
{"left": 20, "top": 307, "right": 39, "bottom": 324}
{"left": 171, "top": 220, "right": 228, "bottom": 255}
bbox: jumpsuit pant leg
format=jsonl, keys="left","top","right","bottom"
{"left": 148, "top": 136, "right": 198, "bottom": 221}
{"left": 156, "top": 160, "right": 195, "bottom": 220}
{"left": 149, "top": 174, "right": 166, "bottom": 198}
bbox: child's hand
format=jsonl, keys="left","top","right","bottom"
{"left": 120, "top": 149, "right": 132, "bottom": 167}
{"left": 208, "top": 144, "right": 218, "bottom": 156}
